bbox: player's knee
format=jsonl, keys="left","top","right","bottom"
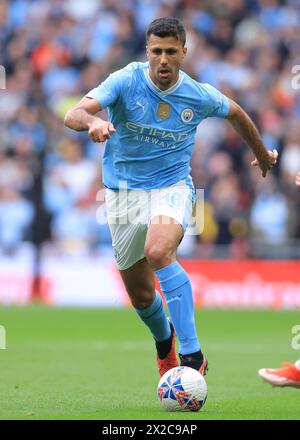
{"left": 144, "top": 244, "right": 173, "bottom": 269}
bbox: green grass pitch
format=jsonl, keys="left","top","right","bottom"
{"left": 0, "top": 306, "right": 299, "bottom": 420}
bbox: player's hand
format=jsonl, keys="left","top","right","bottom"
{"left": 296, "top": 172, "right": 300, "bottom": 187}
{"left": 251, "top": 149, "right": 278, "bottom": 178}
{"left": 88, "top": 119, "right": 116, "bottom": 143}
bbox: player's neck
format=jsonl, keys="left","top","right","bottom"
{"left": 148, "top": 69, "right": 180, "bottom": 91}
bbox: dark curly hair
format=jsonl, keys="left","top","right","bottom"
{"left": 146, "top": 17, "right": 186, "bottom": 47}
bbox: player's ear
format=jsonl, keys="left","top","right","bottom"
{"left": 146, "top": 45, "right": 149, "bottom": 59}
{"left": 182, "top": 47, "right": 187, "bottom": 58}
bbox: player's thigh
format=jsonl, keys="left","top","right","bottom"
{"left": 145, "top": 180, "right": 194, "bottom": 259}
{"left": 119, "top": 257, "right": 155, "bottom": 308}
{"left": 145, "top": 216, "right": 183, "bottom": 257}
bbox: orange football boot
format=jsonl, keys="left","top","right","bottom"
{"left": 258, "top": 362, "right": 300, "bottom": 388}
{"left": 179, "top": 352, "right": 208, "bottom": 376}
{"left": 156, "top": 320, "right": 179, "bottom": 377}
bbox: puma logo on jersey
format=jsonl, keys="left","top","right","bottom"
{"left": 136, "top": 100, "right": 146, "bottom": 112}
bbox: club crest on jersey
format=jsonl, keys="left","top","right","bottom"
{"left": 157, "top": 102, "right": 171, "bottom": 120}
{"left": 181, "top": 108, "right": 194, "bottom": 123}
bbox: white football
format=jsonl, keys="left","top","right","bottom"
{"left": 157, "top": 366, "right": 207, "bottom": 412}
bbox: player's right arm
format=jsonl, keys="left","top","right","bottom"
{"left": 64, "top": 97, "right": 116, "bottom": 143}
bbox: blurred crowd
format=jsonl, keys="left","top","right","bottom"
{"left": 0, "top": 0, "right": 299, "bottom": 259}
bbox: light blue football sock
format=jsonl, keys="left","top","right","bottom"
{"left": 155, "top": 261, "right": 200, "bottom": 355}
{"left": 135, "top": 290, "right": 171, "bottom": 342}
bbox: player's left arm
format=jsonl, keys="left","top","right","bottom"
{"left": 226, "top": 99, "right": 278, "bottom": 177}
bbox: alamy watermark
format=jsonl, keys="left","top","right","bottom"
{"left": 0, "top": 325, "right": 6, "bottom": 349}
{"left": 291, "top": 65, "right": 300, "bottom": 90}
{"left": 291, "top": 325, "right": 300, "bottom": 350}
{"left": 96, "top": 182, "right": 205, "bottom": 236}
{"left": 0, "top": 65, "right": 6, "bottom": 90}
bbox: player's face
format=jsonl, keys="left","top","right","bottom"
{"left": 146, "top": 35, "right": 187, "bottom": 91}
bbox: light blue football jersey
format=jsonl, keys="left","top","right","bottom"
{"left": 86, "top": 62, "right": 230, "bottom": 190}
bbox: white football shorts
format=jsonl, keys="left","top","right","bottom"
{"left": 105, "top": 180, "right": 195, "bottom": 270}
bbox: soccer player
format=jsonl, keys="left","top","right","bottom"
{"left": 258, "top": 171, "right": 300, "bottom": 388}
{"left": 64, "top": 17, "right": 278, "bottom": 377}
